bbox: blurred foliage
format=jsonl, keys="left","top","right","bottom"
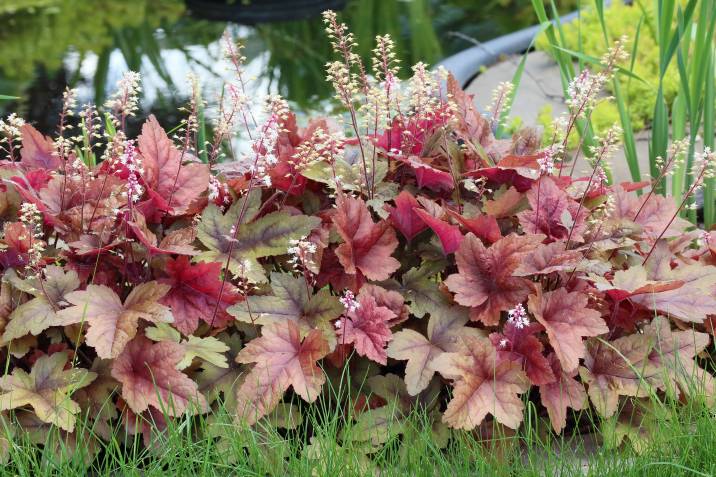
{"left": 0, "top": 0, "right": 184, "bottom": 81}
{"left": 0, "top": 0, "right": 580, "bottom": 128}
{"left": 258, "top": 0, "right": 578, "bottom": 107}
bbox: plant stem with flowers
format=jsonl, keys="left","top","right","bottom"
{"left": 643, "top": 147, "right": 716, "bottom": 265}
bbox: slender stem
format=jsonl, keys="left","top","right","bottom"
{"left": 642, "top": 168, "right": 707, "bottom": 265}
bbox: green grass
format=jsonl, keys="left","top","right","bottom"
{"left": 2, "top": 376, "right": 715, "bottom": 477}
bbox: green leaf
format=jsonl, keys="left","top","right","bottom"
{"left": 195, "top": 332, "right": 243, "bottom": 408}
{"left": 145, "top": 322, "right": 181, "bottom": 343}
{"left": 196, "top": 197, "right": 319, "bottom": 283}
{"left": 302, "top": 145, "right": 388, "bottom": 193}
{"left": 551, "top": 46, "right": 648, "bottom": 84}
{"left": 178, "top": 335, "right": 229, "bottom": 370}
{"left": 383, "top": 261, "right": 450, "bottom": 318}
{"left": 228, "top": 272, "right": 342, "bottom": 349}
{"left": 196, "top": 190, "right": 262, "bottom": 252}
{"left": 0, "top": 352, "right": 96, "bottom": 432}
{"left": 1, "top": 266, "right": 81, "bottom": 344}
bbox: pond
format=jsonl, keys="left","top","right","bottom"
{"left": 0, "top": 0, "right": 565, "bottom": 136}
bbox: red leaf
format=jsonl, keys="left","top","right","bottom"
{"left": 0, "top": 222, "right": 36, "bottom": 269}
{"left": 160, "top": 257, "right": 241, "bottom": 335}
{"left": 448, "top": 210, "right": 502, "bottom": 244}
{"left": 359, "top": 284, "right": 409, "bottom": 327}
{"left": 378, "top": 115, "right": 449, "bottom": 156}
{"left": 20, "top": 124, "right": 60, "bottom": 170}
{"left": 397, "top": 156, "right": 454, "bottom": 191}
{"left": 111, "top": 335, "right": 208, "bottom": 416}
{"left": 538, "top": 353, "right": 586, "bottom": 432}
{"left": 464, "top": 168, "right": 534, "bottom": 192}
{"left": 385, "top": 191, "right": 428, "bottom": 241}
{"left": 490, "top": 322, "right": 555, "bottom": 385}
{"left": 334, "top": 195, "right": 400, "bottom": 281}
{"left": 513, "top": 241, "right": 583, "bottom": 276}
{"left": 267, "top": 112, "right": 309, "bottom": 196}
{"left": 446, "top": 74, "right": 495, "bottom": 153}
{"left": 413, "top": 207, "right": 464, "bottom": 254}
{"left": 445, "top": 233, "right": 543, "bottom": 325}
{"left": 590, "top": 266, "right": 684, "bottom": 302}
{"left": 138, "top": 115, "right": 209, "bottom": 216}
{"left": 432, "top": 335, "right": 529, "bottom": 430}
{"left": 619, "top": 180, "right": 651, "bottom": 192}
{"left": 236, "top": 321, "right": 329, "bottom": 424}
{"left": 518, "top": 176, "right": 587, "bottom": 241}
{"left": 338, "top": 294, "right": 395, "bottom": 365}
{"left": 528, "top": 288, "right": 608, "bottom": 373}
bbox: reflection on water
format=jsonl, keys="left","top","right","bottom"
{"left": 0, "top": 0, "right": 554, "bottom": 135}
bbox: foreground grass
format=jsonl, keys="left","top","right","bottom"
{"left": 2, "top": 392, "right": 715, "bottom": 477}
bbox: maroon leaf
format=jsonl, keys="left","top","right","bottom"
{"left": 138, "top": 115, "right": 209, "bottom": 216}
{"left": 20, "top": 124, "right": 60, "bottom": 170}
{"left": 413, "top": 208, "right": 464, "bottom": 254}
{"left": 490, "top": 322, "right": 556, "bottom": 385}
{"left": 445, "top": 233, "right": 543, "bottom": 325}
{"left": 334, "top": 194, "right": 400, "bottom": 281}
{"left": 518, "top": 176, "right": 587, "bottom": 241}
{"left": 397, "top": 156, "right": 454, "bottom": 191}
{"left": 538, "top": 353, "right": 586, "bottom": 432}
{"left": 338, "top": 294, "right": 395, "bottom": 365}
{"left": 514, "top": 241, "right": 583, "bottom": 276}
{"left": 528, "top": 288, "right": 608, "bottom": 373}
{"left": 159, "top": 256, "right": 241, "bottom": 335}
{"left": 385, "top": 191, "right": 428, "bottom": 241}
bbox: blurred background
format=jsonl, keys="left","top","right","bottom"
{"left": 0, "top": 0, "right": 574, "bottom": 136}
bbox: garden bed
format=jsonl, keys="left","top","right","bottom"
{"left": 0, "top": 4, "right": 715, "bottom": 477}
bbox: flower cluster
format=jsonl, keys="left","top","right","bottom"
{"left": 0, "top": 113, "right": 25, "bottom": 160}
{"left": 506, "top": 303, "right": 529, "bottom": 329}
{"left": 339, "top": 290, "right": 360, "bottom": 313}
{"left": 105, "top": 71, "right": 142, "bottom": 126}
{"left": 287, "top": 236, "right": 318, "bottom": 272}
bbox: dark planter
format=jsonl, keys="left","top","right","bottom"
{"left": 185, "top": 0, "right": 348, "bottom": 24}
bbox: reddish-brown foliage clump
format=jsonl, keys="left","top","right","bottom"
{"left": 0, "top": 16, "right": 715, "bottom": 466}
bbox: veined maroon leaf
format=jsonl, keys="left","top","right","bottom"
{"left": 385, "top": 191, "right": 428, "bottom": 241}
{"left": 432, "top": 335, "right": 529, "bottom": 430}
{"left": 235, "top": 321, "right": 329, "bottom": 424}
{"left": 445, "top": 233, "right": 543, "bottom": 325}
{"left": 112, "top": 335, "right": 208, "bottom": 416}
{"left": 539, "top": 353, "right": 586, "bottom": 432}
{"left": 413, "top": 208, "right": 463, "bottom": 254}
{"left": 333, "top": 194, "right": 400, "bottom": 281}
{"left": 338, "top": 294, "right": 395, "bottom": 365}
{"left": 528, "top": 288, "right": 608, "bottom": 373}
{"left": 138, "top": 115, "right": 209, "bottom": 216}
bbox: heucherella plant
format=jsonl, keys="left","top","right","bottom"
{"left": 0, "top": 11, "right": 714, "bottom": 471}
